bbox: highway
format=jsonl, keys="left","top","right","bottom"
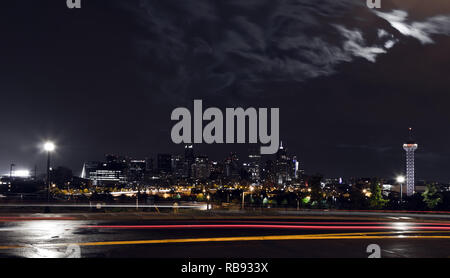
{"left": 0, "top": 213, "right": 449, "bottom": 258}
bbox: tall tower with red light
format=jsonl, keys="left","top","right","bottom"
{"left": 403, "top": 128, "right": 418, "bottom": 197}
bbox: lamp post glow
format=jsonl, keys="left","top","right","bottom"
{"left": 396, "top": 175, "right": 405, "bottom": 204}
{"left": 10, "top": 164, "right": 15, "bottom": 179}
{"left": 43, "top": 141, "right": 55, "bottom": 203}
{"left": 242, "top": 186, "right": 255, "bottom": 210}
{"left": 44, "top": 142, "right": 55, "bottom": 152}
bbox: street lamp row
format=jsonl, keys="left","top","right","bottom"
{"left": 43, "top": 141, "right": 56, "bottom": 203}
{"left": 396, "top": 175, "right": 405, "bottom": 203}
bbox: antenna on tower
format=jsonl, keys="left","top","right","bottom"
{"left": 408, "top": 127, "right": 414, "bottom": 142}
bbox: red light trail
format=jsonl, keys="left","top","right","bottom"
{"left": 81, "top": 224, "right": 450, "bottom": 231}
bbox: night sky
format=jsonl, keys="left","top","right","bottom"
{"left": 1, "top": 0, "right": 449, "bottom": 181}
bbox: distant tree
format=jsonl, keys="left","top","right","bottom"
{"left": 349, "top": 184, "right": 367, "bottom": 209}
{"left": 269, "top": 199, "right": 278, "bottom": 207}
{"left": 308, "top": 175, "right": 324, "bottom": 204}
{"left": 51, "top": 167, "right": 73, "bottom": 187}
{"left": 422, "top": 184, "right": 442, "bottom": 209}
{"left": 404, "top": 193, "right": 426, "bottom": 210}
{"left": 196, "top": 193, "right": 205, "bottom": 201}
{"left": 369, "top": 181, "right": 388, "bottom": 209}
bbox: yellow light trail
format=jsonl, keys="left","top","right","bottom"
{"left": 1, "top": 230, "right": 450, "bottom": 250}
{"left": 0, "top": 245, "right": 24, "bottom": 250}
{"left": 70, "top": 234, "right": 450, "bottom": 247}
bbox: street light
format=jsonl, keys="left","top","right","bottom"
{"left": 242, "top": 186, "right": 255, "bottom": 210}
{"left": 43, "top": 141, "right": 56, "bottom": 203}
{"left": 10, "top": 164, "right": 15, "bottom": 179}
{"left": 44, "top": 142, "right": 55, "bottom": 152}
{"left": 396, "top": 175, "right": 405, "bottom": 204}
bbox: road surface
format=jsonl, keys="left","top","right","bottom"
{"left": 0, "top": 213, "right": 449, "bottom": 258}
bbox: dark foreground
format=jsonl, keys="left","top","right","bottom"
{"left": 0, "top": 213, "right": 449, "bottom": 258}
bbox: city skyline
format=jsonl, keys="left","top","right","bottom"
{"left": 0, "top": 130, "right": 442, "bottom": 186}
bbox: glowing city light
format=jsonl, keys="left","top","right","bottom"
{"left": 6, "top": 170, "right": 31, "bottom": 178}
{"left": 43, "top": 141, "right": 56, "bottom": 152}
{"left": 396, "top": 175, "right": 405, "bottom": 183}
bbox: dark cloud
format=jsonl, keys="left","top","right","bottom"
{"left": 127, "top": 0, "right": 450, "bottom": 102}
{"left": 375, "top": 9, "right": 450, "bottom": 44}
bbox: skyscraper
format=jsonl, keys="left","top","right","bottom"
{"left": 247, "top": 148, "right": 261, "bottom": 183}
{"left": 128, "top": 159, "right": 148, "bottom": 184}
{"left": 171, "top": 155, "right": 185, "bottom": 178}
{"left": 184, "top": 144, "right": 194, "bottom": 178}
{"left": 275, "top": 141, "right": 291, "bottom": 185}
{"left": 403, "top": 128, "right": 418, "bottom": 197}
{"left": 157, "top": 154, "right": 173, "bottom": 175}
{"left": 224, "top": 152, "right": 240, "bottom": 179}
{"left": 192, "top": 155, "right": 210, "bottom": 180}
{"left": 81, "top": 158, "right": 127, "bottom": 186}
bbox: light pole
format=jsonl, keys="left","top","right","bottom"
{"left": 10, "top": 164, "right": 15, "bottom": 179}
{"left": 396, "top": 175, "right": 405, "bottom": 204}
{"left": 43, "top": 141, "right": 55, "bottom": 202}
{"left": 242, "top": 186, "right": 255, "bottom": 210}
